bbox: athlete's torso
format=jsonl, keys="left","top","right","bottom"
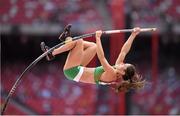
{"left": 63, "top": 65, "right": 119, "bottom": 84}
{"left": 80, "top": 67, "right": 95, "bottom": 84}
{"left": 80, "top": 66, "right": 117, "bottom": 84}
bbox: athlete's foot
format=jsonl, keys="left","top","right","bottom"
{"left": 59, "top": 24, "right": 72, "bottom": 41}
{"left": 40, "top": 42, "right": 55, "bottom": 61}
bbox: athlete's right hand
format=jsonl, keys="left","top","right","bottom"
{"left": 95, "top": 30, "right": 103, "bottom": 39}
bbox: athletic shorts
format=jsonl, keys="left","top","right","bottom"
{"left": 63, "top": 66, "right": 84, "bottom": 82}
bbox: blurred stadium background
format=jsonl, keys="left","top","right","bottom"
{"left": 1, "top": 0, "right": 180, "bottom": 115}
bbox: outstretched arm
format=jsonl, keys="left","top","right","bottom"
{"left": 115, "top": 27, "right": 141, "bottom": 65}
{"left": 96, "top": 31, "right": 113, "bottom": 72}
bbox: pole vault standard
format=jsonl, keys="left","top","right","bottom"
{"left": 1, "top": 27, "right": 156, "bottom": 115}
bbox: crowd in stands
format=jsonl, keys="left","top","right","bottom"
{"left": 124, "top": 0, "right": 180, "bottom": 27}
{"left": 0, "top": 0, "right": 103, "bottom": 33}
{"left": 1, "top": 63, "right": 98, "bottom": 114}
{"left": 1, "top": 0, "right": 179, "bottom": 33}
{"left": 131, "top": 65, "right": 180, "bottom": 115}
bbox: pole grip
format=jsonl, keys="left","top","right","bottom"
{"left": 71, "top": 28, "right": 156, "bottom": 40}
{"left": 104, "top": 28, "right": 156, "bottom": 34}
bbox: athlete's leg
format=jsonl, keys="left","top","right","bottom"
{"left": 81, "top": 41, "right": 97, "bottom": 66}
{"left": 52, "top": 41, "right": 76, "bottom": 56}
{"left": 63, "top": 40, "right": 97, "bottom": 70}
{"left": 63, "top": 39, "right": 84, "bottom": 70}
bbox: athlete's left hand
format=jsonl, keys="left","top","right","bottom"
{"left": 96, "top": 30, "right": 103, "bottom": 39}
{"left": 132, "top": 27, "right": 141, "bottom": 36}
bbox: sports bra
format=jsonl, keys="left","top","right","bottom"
{"left": 94, "top": 66, "right": 104, "bottom": 84}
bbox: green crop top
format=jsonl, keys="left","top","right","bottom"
{"left": 94, "top": 65, "right": 116, "bottom": 84}
{"left": 94, "top": 66, "right": 105, "bottom": 84}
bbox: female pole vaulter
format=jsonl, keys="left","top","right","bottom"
{"left": 41, "top": 27, "right": 145, "bottom": 92}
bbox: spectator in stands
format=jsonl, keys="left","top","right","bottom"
{"left": 40, "top": 27, "right": 145, "bottom": 92}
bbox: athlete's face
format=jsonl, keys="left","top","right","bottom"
{"left": 115, "top": 64, "right": 125, "bottom": 78}
{"left": 115, "top": 63, "right": 131, "bottom": 78}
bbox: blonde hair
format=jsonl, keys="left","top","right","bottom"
{"left": 111, "top": 74, "right": 145, "bottom": 93}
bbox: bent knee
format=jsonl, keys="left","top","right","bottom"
{"left": 73, "top": 39, "right": 83, "bottom": 47}
{"left": 88, "top": 42, "right": 97, "bottom": 52}
{"left": 91, "top": 43, "right": 97, "bottom": 50}
{"left": 92, "top": 43, "right": 97, "bottom": 50}
{"left": 88, "top": 42, "right": 97, "bottom": 48}
{"left": 91, "top": 42, "right": 96, "bottom": 47}
{"left": 76, "top": 39, "right": 83, "bottom": 44}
